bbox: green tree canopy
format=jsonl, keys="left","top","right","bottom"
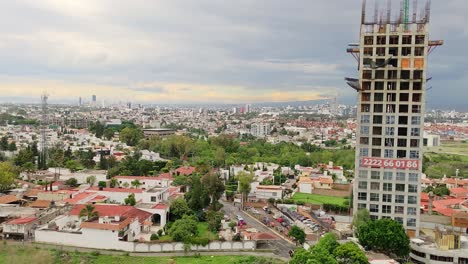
{"left": 169, "top": 197, "right": 193, "bottom": 221}
{"left": 206, "top": 210, "right": 223, "bottom": 232}
{"left": 201, "top": 172, "right": 225, "bottom": 209}
{"left": 352, "top": 209, "right": 371, "bottom": 237}
{"left": 358, "top": 218, "right": 410, "bottom": 258}
{"left": 124, "top": 193, "right": 136, "bottom": 206}
{"left": 65, "top": 178, "right": 78, "bottom": 187}
{"left": 288, "top": 225, "right": 306, "bottom": 245}
{"left": 237, "top": 171, "right": 254, "bottom": 207}
{"left": 168, "top": 215, "right": 198, "bottom": 242}
{"left": 334, "top": 242, "right": 369, "bottom": 264}
{"left": 0, "top": 162, "right": 18, "bottom": 191}
{"left": 79, "top": 205, "right": 99, "bottom": 220}
{"left": 119, "top": 127, "right": 143, "bottom": 146}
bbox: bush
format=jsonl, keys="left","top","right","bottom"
{"left": 189, "top": 237, "right": 210, "bottom": 246}
{"left": 233, "top": 233, "right": 242, "bottom": 241}
{"left": 283, "top": 199, "right": 294, "bottom": 204}
{"left": 268, "top": 198, "right": 276, "bottom": 204}
{"left": 323, "top": 203, "right": 348, "bottom": 214}
{"left": 295, "top": 201, "right": 305, "bottom": 205}
{"left": 150, "top": 234, "right": 159, "bottom": 241}
{"left": 157, "top": 229, "right": 164, "bottom": 236}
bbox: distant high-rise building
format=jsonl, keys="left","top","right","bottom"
{"left": 78, "top": 97, "right": 82, "bottom": 106}
{"left": 250, "top": 123, "right": 271, "bottom": 138}
{"left": 347, "top": 0, "right": 443, "bottom": 237}
{"left": 245, "top": 104, "right": 251, "bottom": 113}
{"left": 92, "top": 95, "right": 97, "bottom": 103}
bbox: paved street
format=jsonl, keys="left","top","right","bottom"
{"left": 220, "top": 200, "right": 295, "bottom": 259}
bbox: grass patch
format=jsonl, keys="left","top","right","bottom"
{"left": 426, "top": 141, "right": 468, "bottom": 156}
{"left": 197, "top": 222, "right": 218, "bottom": 240}
{"left": 292, "top": 192, "right": 347, "bottom": 205}
{"left": 0, "top": 243, "right": 285, "bottom": 264}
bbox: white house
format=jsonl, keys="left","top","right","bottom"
{"left": 114, "top": 174, "right": 173, "bottom": 189}
{"left": 2, "top": 216, "right": 38, "bottom": 239}
{"left": 36, "top": 204, "right": 153, "bottom": 247}
{"left": 297, "top": 177, "right": 314, "bottom": 194}
{"left": 254, "top": 185, "right": 282, "bottom": 200}
{"left": 139, "top": 150, "right": 168, "bottom": 162}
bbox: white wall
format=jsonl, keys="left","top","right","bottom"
{"left": 35, "top": 229, "right": 257, "bottom": 252}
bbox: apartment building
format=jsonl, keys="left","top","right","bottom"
{"left": 348, "top": 0, "right": 442, "bottom": 236}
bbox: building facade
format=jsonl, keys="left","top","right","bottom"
{"left": 349, "top": 0, "right": 442, "bottom": 236}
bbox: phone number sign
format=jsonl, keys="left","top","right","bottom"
{"left": 360, "top": 157, "right": 419, "bottom": 170}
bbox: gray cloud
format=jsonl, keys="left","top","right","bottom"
{"left": 0, "top": 1, "right": 465, "bottom": 109}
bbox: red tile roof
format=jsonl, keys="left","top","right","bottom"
{"left": 70, "top": 204, "right": 152, "bottom": 225}
{"left": 154, "top": 173, "right": 173, "bottom": 179}
{"left": 420, "top": 192, "right": 429, "bottom": 202}
{"left": 29, "top": 200, "right": 51, "bottom": 208}
{"left": 175, "top": 166, "right": 195, "bottom": 176}
{"left": 0, "top": 195, "right": 20, "bottom": 204}
{"left": 450, "top": 187, "right": 468, "bottom": 196}
{"left": 64, "top": 192, "right": 96, "bottom": 204}
{"left": 6, "top": 217, "right": 37, "bottom": 225}
{"left": 152, "top": 204, "right": 168, "bottom": 209}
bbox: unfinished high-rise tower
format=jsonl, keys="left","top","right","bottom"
{"left": 346, "top": 0, "right": 442, "bottom": 237}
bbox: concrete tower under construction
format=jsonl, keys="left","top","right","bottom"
{"left": 347, "top": 0, "right": 442, "bottom": 236}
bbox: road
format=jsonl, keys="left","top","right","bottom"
{"left": 220, "top": 200, "right": 295, "bottom": 259}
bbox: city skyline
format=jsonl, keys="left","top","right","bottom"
{"left": 0, "top": 1, "right": 466, "bottom": 109}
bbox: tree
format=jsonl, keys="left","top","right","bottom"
{"left": 98, "top": 181, "right": 107, "bottom": 188}
{"left": 169, "top": 198, "right": 193, "bottom": 221}
{"left": 119, "top": 127, "right": 143, "bottom": 146}
{"left": 290, "top": 248, "right": 312, "bottom": 264}
{"left": 185, "top": 174, "right": 209, "bottom": 212}
{"left": 358, "top": 218, "right": 410, "bottom": 258}
{"left": 206, "top": 210, "right": 223, "bottom": 232}
{"left": 288, "top": 225, "right": 306, "bottom": 245}
{"left": 352, "top": 208, "right": 371, "bottom": 237}
{"left": 79, "top": 205, "right": 99, "bottom": 220}
{"left": 8, "top": 142, "right": 17, "bottom": 151}
{"left": 14, "top": 147, "right": 35, "bottom": 167}
{"left": 168, "top": 215, "right": 198, "bottom": 242}
{"left": 21, "top": 161, "right": 36, "bottom": 182}
{"left": 131, "top": 179, "right": 142, "bottom": 189}
{"left": 109, "top": 177, "right": 119, "bottom": 188}
{"left": 308, "top": 245, "right": 339, "bottom": 264}
{"left": 86, "top": 175, "right": 97, "bottom": 187}
{"left": 0, "top": 162, "right": 17, "bottom": 191}
{"left": 214, "top": 147, "right": 226, "bottom": 167}
{"left": 103, "top": 128, "right": 115, "bottom": 140}
{"left": 316, "top": 233, "right": 340, "bottom": 255}
{"left": 65, "top": 178, "right": 78, "bottom": 187}
{"left": 334, "top": 242, "right": 369, "bottom": 264}
{"left": 201, "top": 172, "right": 225, "bottom": 209}
{"left": 237, "top": 171, "right": 254, "bottom": 209}
{"left": 65, "top": 160, "right": 80, "bottom": 172}
{"left": 124, "top": 193, "right": 136, "bottom": 206}
{"left": 0, "top": 136, "right": 8, "bottom": 150}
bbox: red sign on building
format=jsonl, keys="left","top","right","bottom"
{"left": 360, "top": 157, "right": 419, "bottom": 170}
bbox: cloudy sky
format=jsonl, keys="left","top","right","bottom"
{"left": 0, "top": 0, "right": 466, "bottom": 109}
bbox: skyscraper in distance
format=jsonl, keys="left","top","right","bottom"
{"left": 92, "top": 95, "right": 97, "bottom": 104}
{"left": 347, "top": 0, "right": 443, "bottom": 237}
